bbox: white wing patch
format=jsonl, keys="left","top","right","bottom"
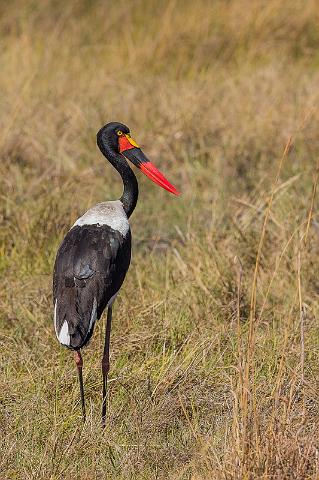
{"left": 58, "top": 320, "right": 70, "bottom": 346}
{"left": 107, "top": 292, "right": 118, "bottom": 307}
{"left": 73, "top": 200, "right": 129, "bottom": 237}
{"left": 84, "top": 297, "right": 97, "bottom": 342}
{"left": 54, "top": 300, "right": 58, "bottom": 335}
{"left": 54, "top": 300, "right": 71, "bottom": 346}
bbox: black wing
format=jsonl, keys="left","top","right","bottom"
{"left": 53, "top": 224, "right": 131, "bottom": 350}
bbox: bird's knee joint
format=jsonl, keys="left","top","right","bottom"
{"left": 74, "top": 351, "right": 83, "bottom": 368}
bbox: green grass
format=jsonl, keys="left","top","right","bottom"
{"left": 1, "top": 0, "right": 319, "bottom": 478}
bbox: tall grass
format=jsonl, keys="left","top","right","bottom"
{"left": 1, "top": 1, "right": 319, "bottom": 478}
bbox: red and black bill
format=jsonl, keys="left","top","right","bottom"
{"left": 119, "top": 134, "right": 180, "bottom": 196}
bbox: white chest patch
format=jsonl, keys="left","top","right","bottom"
{"left": 73, "top": 201, "right": 130, "bottom": 237}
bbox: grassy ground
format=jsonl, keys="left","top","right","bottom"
{"left": 1, "top": 0, "right": 319, "bottom": 478}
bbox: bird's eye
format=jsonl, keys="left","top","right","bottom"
{"left": 117, "top": 131, "right": 123, "bottom": 136}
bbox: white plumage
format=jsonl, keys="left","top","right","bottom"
{"left": 58, "top": 320, "right": 70, "bottom": 346}
{"left": 73, "top": 200, "right": 129, "bottom": 237}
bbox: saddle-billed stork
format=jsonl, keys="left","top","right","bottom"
{"left": 53, "top": 122, "right": 179, "bottom": 425}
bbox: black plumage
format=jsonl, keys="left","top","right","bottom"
{"left": 53, "top": 224, "right": 131, "bottom": 350}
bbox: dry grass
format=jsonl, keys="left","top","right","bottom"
{"left": 1, "top": 0, "right": 319, "bottom": 478}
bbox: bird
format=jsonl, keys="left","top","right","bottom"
{"left": 53, "top": 122, "right": 179, "bottom": 425}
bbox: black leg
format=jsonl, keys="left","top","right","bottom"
{"left": 74, "top": 350, "right": 86, "bottom": 422}
{"left": 101, "top": 306, "right": 112, "bottom": 428}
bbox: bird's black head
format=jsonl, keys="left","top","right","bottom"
{"left": 97, "top": 122, "right": 131, "bottom": 153}
{"left": 97, "top": 121, "right": 180, "bottom": 195}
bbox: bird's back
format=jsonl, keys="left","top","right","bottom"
{"left": 53, "top": 201, "right": 131, "bottom": 350}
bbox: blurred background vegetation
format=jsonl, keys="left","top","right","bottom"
{"left": 1, "top": 1, "right": 319, "bottom": 478}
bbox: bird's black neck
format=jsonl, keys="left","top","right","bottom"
{"left": 116, "top": 157, "right": 138, "bottom": 218}
{"left": 97, "top": 136, "right": 138, "bottom": 218}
